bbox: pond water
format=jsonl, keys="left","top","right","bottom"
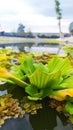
{"left": 3, "top": 44, "right": 65, "bottom": 55}
{"left": 25, "top": 46, "right": 65, "bottom": 55}
{"left": 0, "top": 97, "right": 73, "bottom": 130}
{"left": 0, "top": 45, "right": 70, "bottom": 130}
{"left": 0, "top": 87, "right": 72, "bottom": 130}
{"left": 29, "top": 105, "right": 73, "bottom": 130}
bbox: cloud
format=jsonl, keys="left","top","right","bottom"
{"left": 24, "top": 0, "right": 55, "bottom": 16}
{"left": 0, "top": 13, "right": 71, "bottom": 33}
{"left": 0, "top": 0, "right": 73, "bottom": 32}
{"left": 0, "top": 0, "right": 33, "bottom": 15}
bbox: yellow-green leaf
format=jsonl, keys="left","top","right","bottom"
{"left": 29, "top": 69, "right": 61, "bottom": 89}
{"left": 49, "top": 89, "right": 73, "bottom": 101}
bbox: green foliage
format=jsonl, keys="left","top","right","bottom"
{"left": 64, "top": 102, "right": 73, "bottom": 115}
{"left": 20, "top": 55, "right": 35, "bottom": 76}
{"left": 69, "top": 22, "right": 73, "bottom": 35}
{"left": 55, "top": 0, "right": 62, "bottom": 42}
{"left": 17, "top": 23, "right": 25, "bottom": 36}
{"left": 29, "top": 69, "right": 60, "bottom": 89}
{"left": 47, "top": 56, "right": 72, "bottom": 76}
{"left": 63, "top": 46, "right": 73, "bottom": 58}
{"left": 59, "top": 76, "right": 73, "bottom": 89}
{"left": 0, "top": 55, "right": 73, "bottom": 101}
{"left": 11, "top": 65, "right": 24, "bottom": 79}
{"left": 55, "top": 0, "right": 62, "bottom": 20}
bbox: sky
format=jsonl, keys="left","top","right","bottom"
{"left": 0, "top": 0, "right": 73, "bottom": 33}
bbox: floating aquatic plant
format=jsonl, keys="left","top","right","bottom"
{"left": 0, "top": 56, "right": 73, "bottom": 102}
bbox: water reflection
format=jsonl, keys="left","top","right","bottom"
{"left": 30, "top": 106, "right": 57, "bottom": 130}
{"left": 29, "top": 100, "right": 73, "bottom": 130}
{"left": 54, "top": 116, "right": 73, "bottom": 130}
{"left": 29, "top": 46, "right": 65, "bottom": 55}
{"left": 0, "top": 90, "right": 7, "bottom": 96}
{"left": 0, "top": 106, "right": 73, "bottom": 130}
{"left": 0, "top": 117, "right": 33, "bottom": 130}
{"left": 0, "top": 88, "right": 73, "bottom": 130}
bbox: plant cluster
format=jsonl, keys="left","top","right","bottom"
{"left": 0, "top": 94, "right": 25, "bottom": 127}
{"left": 0, "top": 51, "right": 73, "bottom": 123}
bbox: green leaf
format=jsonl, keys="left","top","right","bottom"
{"left": 27, "top": 96, "right": 42, "bottom": 101}
{"left": 25, "top": 85, "right": 52, "bottom": 100}
{"left": 34, "top": 63, "right": 49, "bottom": 73}
{"left": 11, "top": 65, "right": 24, "bottom": 79}
{"left": 25, "top": 85, "right": 43, "bottom": 100}
{"left": 29, "top": 69, "right": 61, "bottom": 89}
{"left": 0, "top": 68, "right": 28, "bottom": 88}
{"left": 47, "top": 56, "right": 72, "bottom": 76}
{"left": 21, "top": 55, "right": 35, "bottom": 75}
{"left": 25, "top": 85, "right": 38, "bottom": 97}
{"left": 59, "top": 76, "right": 73, "bottom": 89}
{"left": 49, "top": 88, "right": 73, "bottom": 101}
{"left": 9, "top": 76, "right": 28, "bottom": 88}
{"left": 64, "top": 102, "right": 73, "bottom": 115}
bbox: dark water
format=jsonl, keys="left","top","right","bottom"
{"left": 0, "top": 44, "right": 70, "bottom": 130}
{"left": 0, "top": 105, "right": 73, "bottom": 130}
{"left": 0, "top": 94, "right": 73, "bottom": 130}
{"left": 29, "top": 106, "right": 73, "bottom": 130}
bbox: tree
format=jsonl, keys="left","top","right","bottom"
{"left": 55, "top": 0, "right": 62, "bottom": 38}
{"left": 27, "top": 30, "right": 33, "bottom": 38}
{"left": 55, "top": 0, "right": 63, "bottom": 54}
{"left": 69, "top": 22, "right": 73, "bottom": 35}
{"left": 17, "top": 23, "right": 25, "bottom": 36}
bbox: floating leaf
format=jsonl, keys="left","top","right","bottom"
{"left": 21, "top": 55, "right": 35, "bottom": 75}
{"left": 29, "top": 69, "right": 61, "bottom": 89}
{"left": 59, "top": 76, "right": 73, "bottom": 89}
{"left": 25, "top": 84, "right": 52, "bottom": 100}
{"left": 64, "top": 102, "right": 73, "bottom": 115}
{"left": 0, "top": 54, "right": 7, "bottom": 61}
{"left": 11, "top": 65, "right": 24, "bottom": 79}
{"left": 27, "top": 96, "right": 42, "bottom": 101}
{"left": 47, "top": 56, "right": 73, "bottom": 76}
{"left": 25, "top": 85, "right": 38, "bottom": 97}
{"left": 0, "top": 68, "right": 28, "bottom": 88}
{"left": 34, "top": 63, "right": 49, "bottom": 73}
{"left": 49, "top": 89, "right": 73, "bottom": 101}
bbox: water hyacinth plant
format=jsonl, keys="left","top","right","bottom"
{"left": 0, "top": 56, "right": 73, "bottom": 101}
